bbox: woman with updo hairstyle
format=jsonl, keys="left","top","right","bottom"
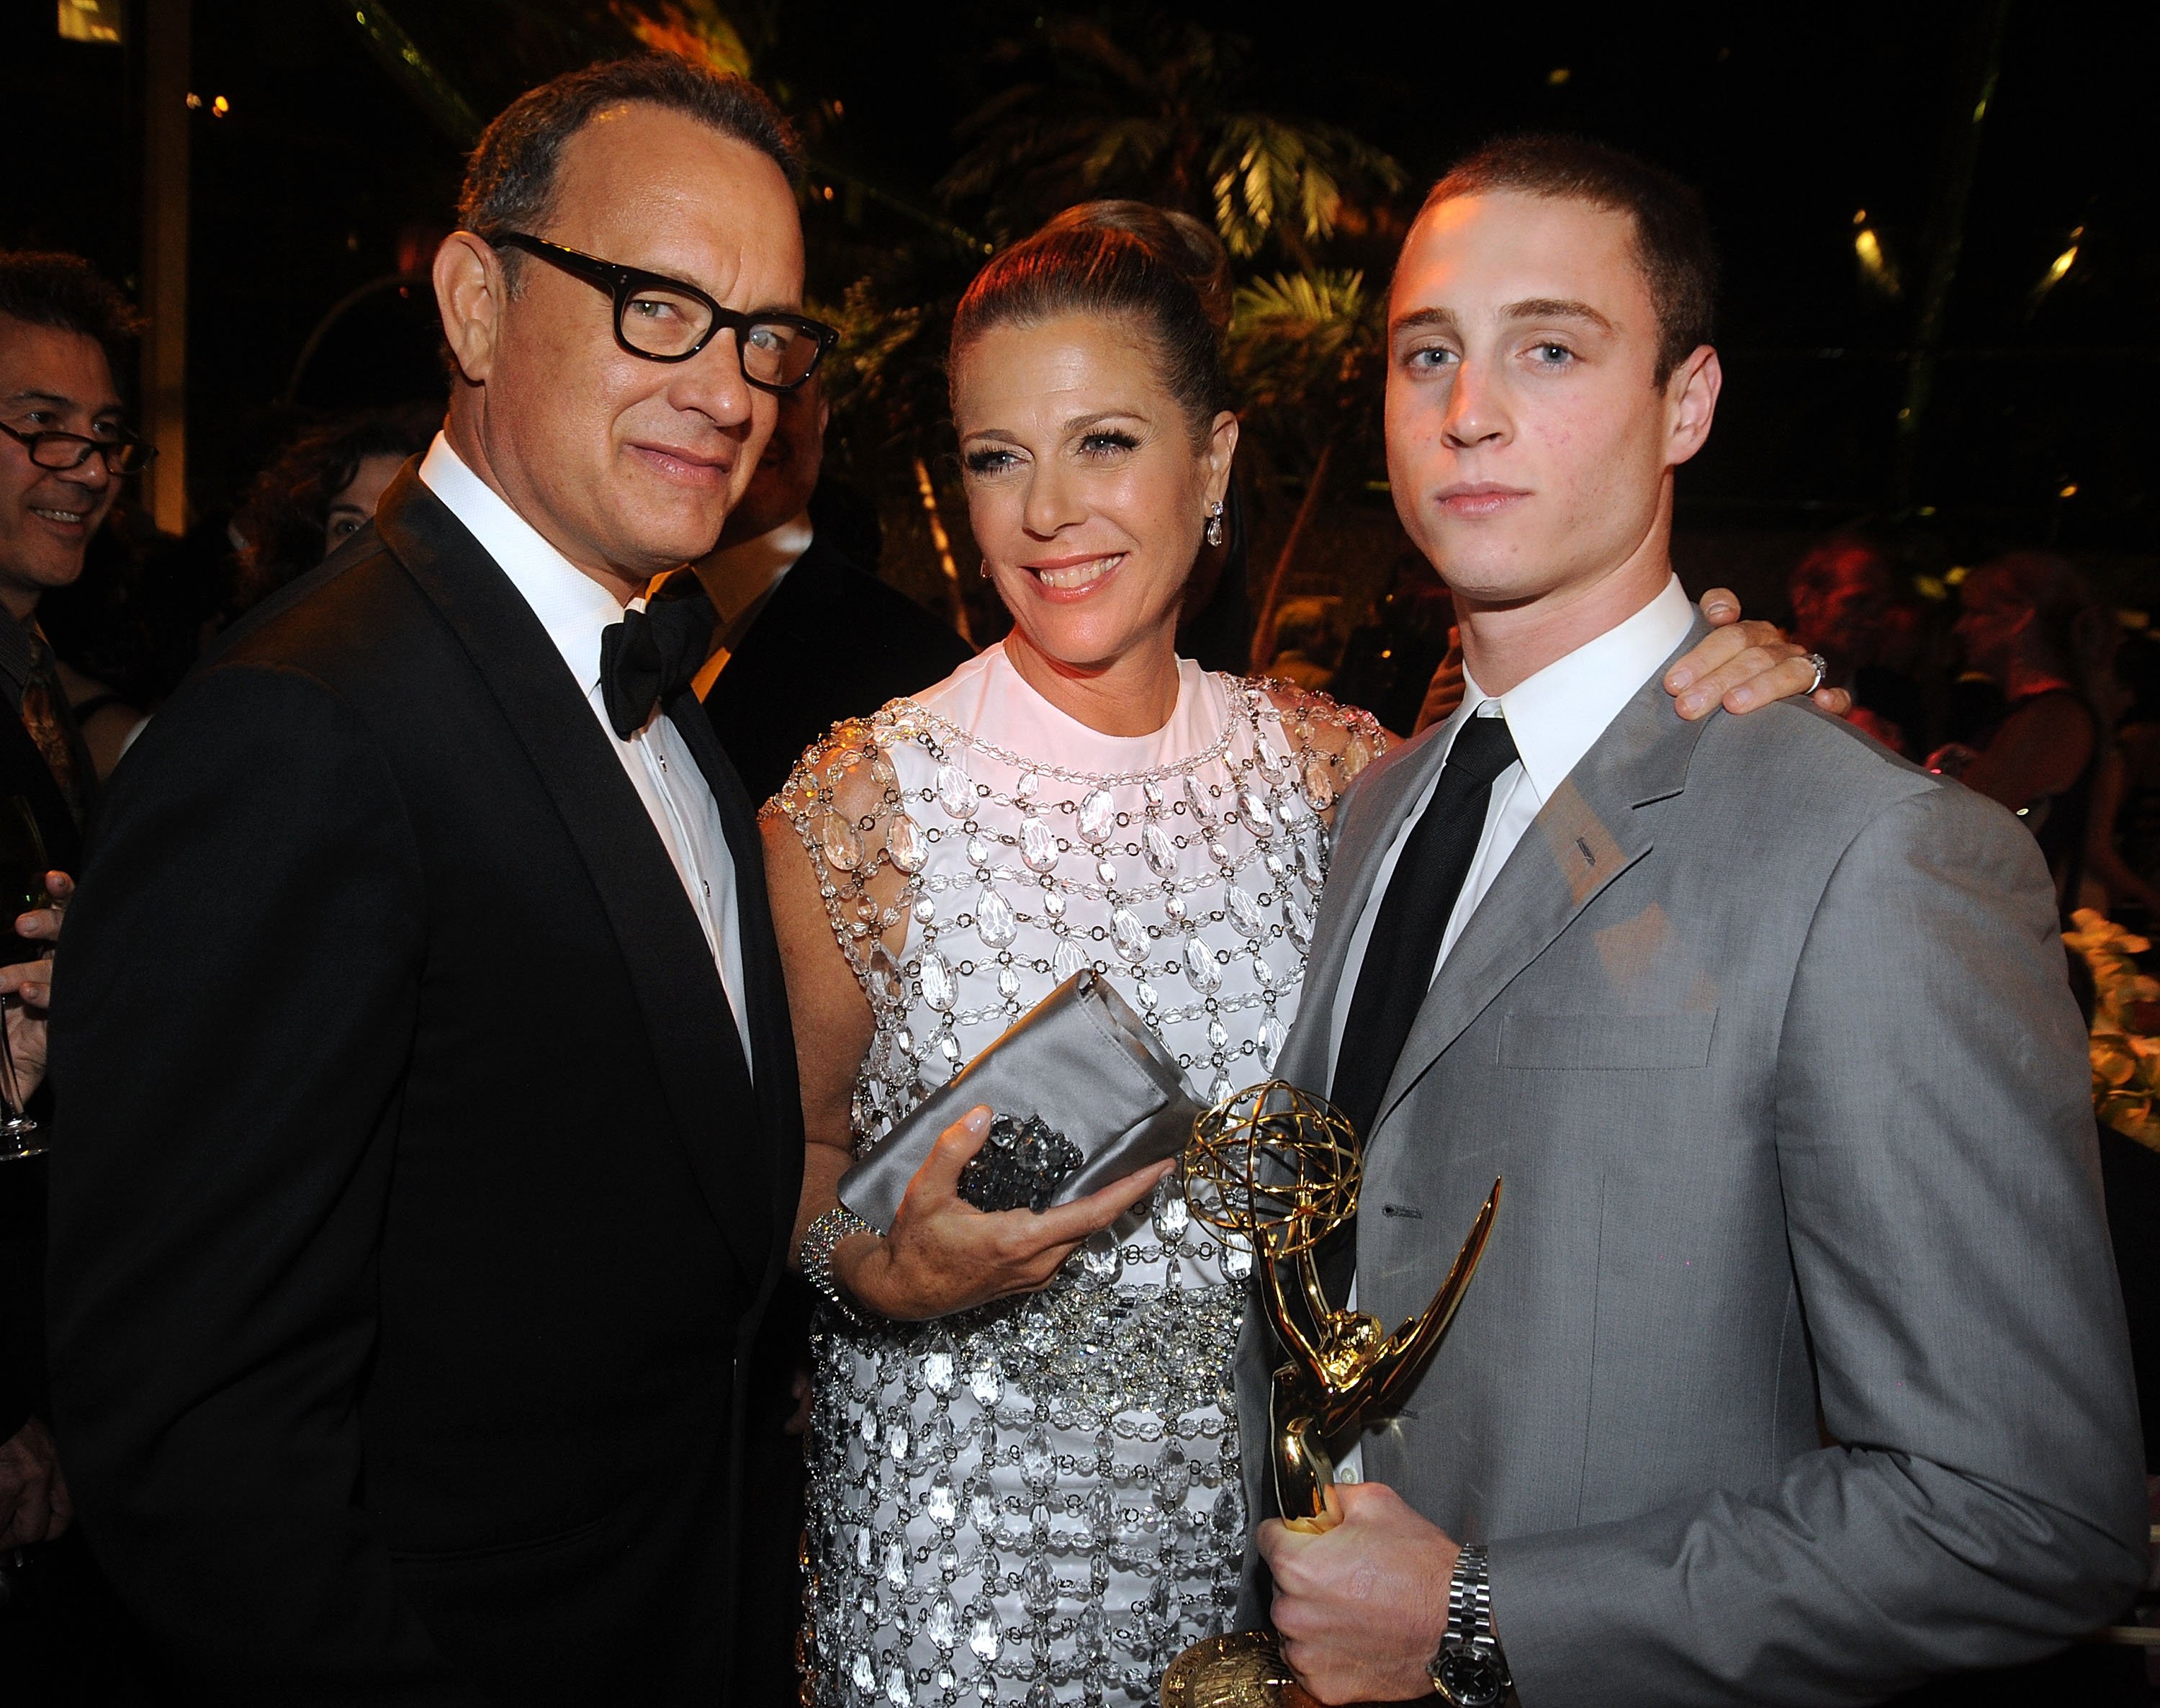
{"left": 1034, "top": 203, "right": 1254, "bottom": 669}
{"left": 762, "top": 203, "right": 1814, "bottom": 1704}
{"left": 1035, "top": 199, "right": 1234, "bottom": 333}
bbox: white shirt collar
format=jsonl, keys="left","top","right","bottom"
{"left": 1452, "top": 573, "right": 1696, "bottom": 802}
{"left": 418, "top": 433, "right": 630, "bottom": 694}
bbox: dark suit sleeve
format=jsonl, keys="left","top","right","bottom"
{"left": 46, "top": 664, "right": 482, "bottom": 1704}
{"left": 1489, "top": 783, "right": 2148, "bottom": 1706}
{"left": 0, "top": 1180, "right": 35, "bottom": 1445}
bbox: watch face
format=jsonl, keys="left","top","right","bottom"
{"left": 1437, "top": 1650, "right": 1507, "bottom": 1708}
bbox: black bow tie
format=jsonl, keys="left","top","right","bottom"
{"left": 600, "top": 594, "right": 714, "bottom": 740}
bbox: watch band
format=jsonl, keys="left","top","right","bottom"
{"left": 1430, "top": 1542, "right": 1510, "bottom": 1707}
{"left": 799, "top": 1206, "right": 873, "bottom": 1326}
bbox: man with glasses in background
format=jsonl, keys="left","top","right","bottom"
{"left": 0, "top": 250, "right": 146, "bottom": 1691}
{"left": 0, "top": 254, "right": 146, "bottom": 842}
{"left": 46, "top": 57, "right": 829, "bottom": 1704}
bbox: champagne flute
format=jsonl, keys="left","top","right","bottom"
{"left": 0, "top": 794, "right": 50, "bottom": 1160}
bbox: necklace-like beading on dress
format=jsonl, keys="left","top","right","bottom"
{"left": 771, "top": 647, "right": 1382, "bottom": 1707}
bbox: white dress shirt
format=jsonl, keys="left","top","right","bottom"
{"left": 1326, "top": 574, "right": 1695, "bottom": 1083}
{"left": 418, "top": 435, "right": 754, "bottom": 1070}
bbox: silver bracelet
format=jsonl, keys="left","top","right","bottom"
{"left": 799, "top": 1206, "right": 873, "bottom": 1326}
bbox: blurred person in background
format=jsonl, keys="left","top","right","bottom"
{"left": 1934, "top": 551, "right": 2113, "bottom": 912}
{"left": 0, "top": 246, "right": 149, "bottom": 1700}
{"left": 1413, "top": 625, "right": 1467, "bottom": 735}
{"left": 2084, "top": 633, "right": 2160, "bottom": 928}
{"left": 0, "top": 252, "right": 140, "bottom": 806}
{"left": 35, "top": 501, "right": 217, "bottom": 777}
{"left": 1261, "top": 595, "right": 1340, "bottom": 691}
{"left": 1329, "top": 544, "right": 1456, "bottom": 736}
{"left": 228, "top": 400, "right": 441, "bottom": 616}
{"left": 51, "top": 647, "right": 144, "bottom": 779}
{"left": 681, "top": 368, "right": 971, "bottom": 806}
{"left": 1787, "top": 531, "right": 1926, "bottom": 756}
{"left": 37, "top": 404, "right": 441, "bottom": 782}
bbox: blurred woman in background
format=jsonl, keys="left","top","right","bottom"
{"left": 1786, "top": 532, "right": 1925, "bottom": 758}
{"left": 1938, "top": 550, "right": 2114, "bottom": 911}
{"left": 228, "top": 400, "right": 436, "bottom": 617}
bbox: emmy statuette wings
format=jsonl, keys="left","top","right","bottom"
{"left": 1160, "top": 1079, "right": 1502, "bottom": 1708}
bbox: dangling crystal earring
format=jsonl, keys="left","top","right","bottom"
{"left": 1205, "top": 502, "right": 1225, "bottom": 548}
{"left": 979, "top": 557, "right": 991, "bottom": 580}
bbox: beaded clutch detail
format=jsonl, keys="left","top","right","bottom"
{"left": 957, "top": 1113, "right": 1086, "bottom": 1215}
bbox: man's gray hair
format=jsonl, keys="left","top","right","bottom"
{"left": 459, "top": 54, "right": 799, "bottom": 285}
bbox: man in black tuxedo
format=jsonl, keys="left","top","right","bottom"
{"left": 46, "top": 56, "right": 818, "bottom": 1704}
{"left": 688, "top": 370, "right": 973, "bottom": 806}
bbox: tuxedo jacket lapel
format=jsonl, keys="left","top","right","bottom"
{"left": 377, "top": 471, "right": 770, "bottom": 1284}
{"left": 1369, "top": 627, "right": 1713, "bottom": 1139}
{"left": 662, "top": 678, "right": 799, "bottom": 1273}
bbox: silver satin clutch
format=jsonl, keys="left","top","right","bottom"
{"left": 837, "top": 969, "right": 1202, "bottom": 1234}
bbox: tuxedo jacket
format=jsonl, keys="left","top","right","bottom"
{"left": 0, "top": 706, "right": 81, "bottom": 1445}
{"left": 45, "top": 469, "right": 803, "bottom": 1706}
{"left": 698, "top": 531, "right": 973, "bottom": 807}
{"left": 1238, "top": 620, "right": 2147, "bottom": 1704}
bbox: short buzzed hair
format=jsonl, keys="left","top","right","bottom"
{"left": 0, "top": 250, "right": 142, "bottom": 376}
{"left": 459, "top": 53, "right": 800, "bottom": 285}
{"left": 1421, "top": 134, "right": 1717, "bottom": 383}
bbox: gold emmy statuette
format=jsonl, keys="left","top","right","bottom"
{"left": 1158, "top": 1081, "right": 1501, "bottom": 1708}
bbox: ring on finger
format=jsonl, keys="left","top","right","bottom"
{"left": 1801, "top": 652, "right": 1830, "bottom": 697}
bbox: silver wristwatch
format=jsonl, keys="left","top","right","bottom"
{"left": 1431, "top": 1542, "right": 1510, "bottom": 1707}
{"left": 798, "top": 1206, "right": 872, "bottom": 1326}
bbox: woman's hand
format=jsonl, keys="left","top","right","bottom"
{"left": 0, "top": 870, "right": 70, "bottom": 1106}
{"left": 836, "top": 1105, "right": 1174, "bottom": 1322}
{"left": 1665, "top": 588, "right": 1854, "bottom": 720}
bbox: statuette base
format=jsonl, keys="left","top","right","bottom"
{"left": 1159, "top": 1632, "right": 1321, "bottom": 1708}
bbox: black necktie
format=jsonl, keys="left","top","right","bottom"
{"left": 600, "top": 597, "right": 713, "bottom": 739}
{"left": 1330, "top": 711, "right": 1520, "bottom": 1141}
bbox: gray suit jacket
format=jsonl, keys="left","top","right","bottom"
{"left": 1235, "top": 623, "right": 2146, "bottom": 1704}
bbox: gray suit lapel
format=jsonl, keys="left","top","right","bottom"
{"left": 1367, "top": 623, "right": 1714, "bottom": 1138}
{"left": 1278, "top": 722, "right": 1455, "bottom": 1092}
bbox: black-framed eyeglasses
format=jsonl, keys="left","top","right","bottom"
{"left": 0, "top": 418, "right": 153, "bottom": 475}
{"left": 489, "top": 232, "right": 838, "bottom": 392}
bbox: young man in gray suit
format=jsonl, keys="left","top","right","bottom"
{"left": 1240, "top": 135, "right": 2146, "bottom": 1707}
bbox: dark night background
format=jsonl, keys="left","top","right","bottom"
{"left": 6, "top": 0, "right": 2154, "bottom": 640}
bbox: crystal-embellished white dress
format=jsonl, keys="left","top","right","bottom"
{"left": 770, "top": 642, "right": 1383, "bottom": 1707}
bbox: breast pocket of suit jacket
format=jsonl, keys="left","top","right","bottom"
{"left": 1496, "top": 1010, "right": 1716, "bottom": 1071}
